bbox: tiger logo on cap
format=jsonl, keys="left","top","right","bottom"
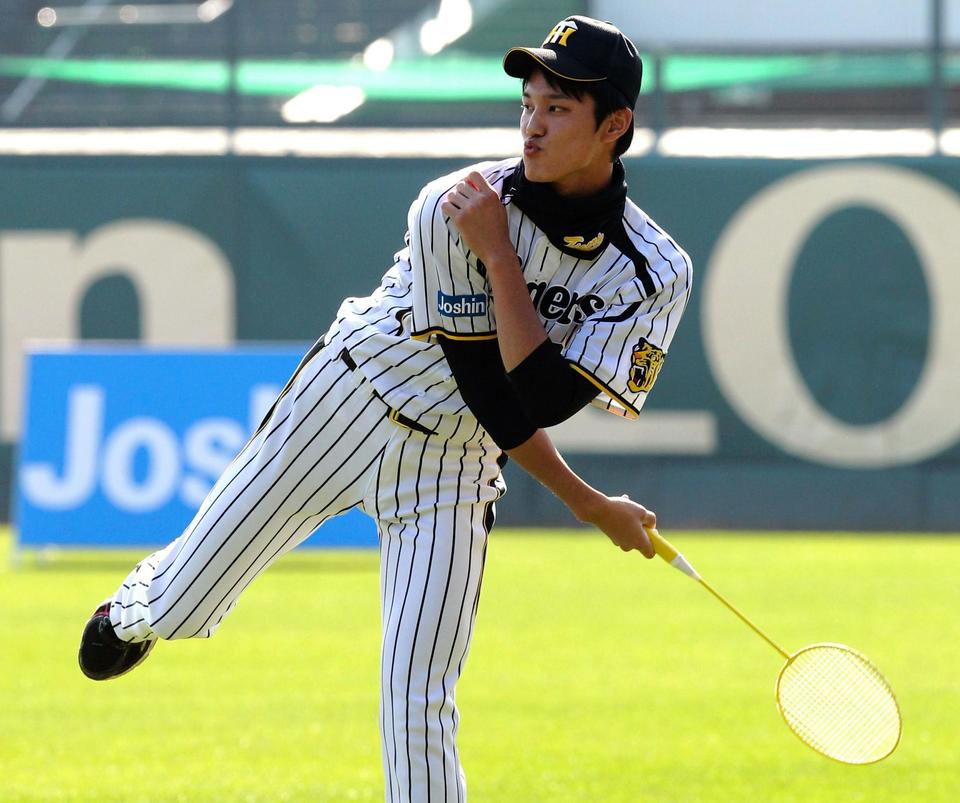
{"left": 543, "top": 19, "right": 578, "bottom": 47}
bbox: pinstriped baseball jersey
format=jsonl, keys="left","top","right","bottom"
{"left": 325, "top": 157, "right": 692, "bottom": 423}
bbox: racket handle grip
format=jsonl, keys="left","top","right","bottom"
{"left": 645, "top": 527, "right": 701, "bottom": 580}
{"left": 646, "top": 527, "right": 678, "bottom": 561}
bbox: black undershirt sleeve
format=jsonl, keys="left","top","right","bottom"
{"left": 507, "top": 338, "right": 599, "bottom": 427}
{"left": 439, "top": 337, "right": 536, "bottom": 450}
{"left": 439, "top": 337, "right": 598, "bottom": 449}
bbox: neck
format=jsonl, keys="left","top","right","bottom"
{"left": 508, "top": 159, "right": 627, "bottom": 260}
{"left": 551, "top": 161, "right": 615, "bottom": 198}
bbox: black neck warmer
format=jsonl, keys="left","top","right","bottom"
{"left": 504, "top": 159, "right": 628, "bottom": 260}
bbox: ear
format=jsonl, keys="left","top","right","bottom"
{"left": 602, "top": 108, "right": 632, "bottom": 143}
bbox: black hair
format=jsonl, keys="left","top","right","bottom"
{"left": 522, "top": 67, "right": 633, "bottom": 160}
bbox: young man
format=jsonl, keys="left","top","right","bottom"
{"left": 78, "top": 15, "right": 691, "bottom": 802}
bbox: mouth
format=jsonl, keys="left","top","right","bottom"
{"left": 523, "top": 140, "right": 541, "bottom": 156}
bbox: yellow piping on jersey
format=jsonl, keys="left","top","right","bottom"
{"left": 411, "top": 328, "right": 499, "bottom": 342}
{"left": 568, "top": 363, "right": 641, "bottom": 418}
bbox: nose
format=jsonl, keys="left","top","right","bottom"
{"left": 523, "top": 106, "right": 546, "bottom": 138}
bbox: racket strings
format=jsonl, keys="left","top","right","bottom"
{"left": 783, "top": 650, "right": 894, "bottom": 753}
{"left": 776, "top": 644, "right": 901, "bottom": 764}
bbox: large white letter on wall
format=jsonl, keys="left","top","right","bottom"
{"left": 703, "top": 164, "right": 960, "bottom": 468}
{"left": 1, "top": 219, "right": 235, "bottom": 440}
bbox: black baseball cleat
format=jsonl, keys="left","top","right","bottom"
{"left": 78, "top": 602, "right": 156, "bottom": 681}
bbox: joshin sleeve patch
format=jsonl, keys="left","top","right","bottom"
{"left": 409, "top": 175, "right": 498, "bottom": 341}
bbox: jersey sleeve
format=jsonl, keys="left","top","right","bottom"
{"left": 562, "top": 259, "right": 691, "bottom": 419}
{"left": 408, "top": 178, "right": 498, "bottom": 341}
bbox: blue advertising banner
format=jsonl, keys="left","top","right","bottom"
{"left": 15, "top": 346, "right": 378, "bottom": 549}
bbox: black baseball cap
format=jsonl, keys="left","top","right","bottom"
{"left": 503, "top": 16, "right": 643, "bottom": 126}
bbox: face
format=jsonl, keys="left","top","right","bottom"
{"left": 520, "top": 69, "right": 628, "bottom": 197}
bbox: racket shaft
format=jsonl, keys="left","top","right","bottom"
{"left": 647, "top": 528, "right": 789, "bottom": 659}
{"left": 698, "top": 578, "right": 789, "bottom": 659}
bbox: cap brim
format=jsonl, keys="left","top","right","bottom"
{"left": 503, "top": 47, "right": 605, "bottom": 84}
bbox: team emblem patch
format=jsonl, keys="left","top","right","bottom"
{"left": 437, "top": 290, "right": 488, "bottom": 317}
{"left": 563, "top": 232, "right": 604, "bottom": 251}
{"left": 627, "top": 338, "right": 665, "bottom": 393}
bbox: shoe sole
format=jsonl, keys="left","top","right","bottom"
{"left": 79, "top": 637, "right": 157, "bottom": 681}
{"left": 108, "top": 638, "right": 157, "bottom": 680}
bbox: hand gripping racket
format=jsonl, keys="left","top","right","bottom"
{"left": 645, "top": 528, "right": 902, "bottom": 764}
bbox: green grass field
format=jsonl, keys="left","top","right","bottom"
{"left": 1, "top": 525, "right": 957, "bottom": 802}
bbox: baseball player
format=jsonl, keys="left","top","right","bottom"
{"left": 78, "top": 15, "right": 691, "bottom": 802}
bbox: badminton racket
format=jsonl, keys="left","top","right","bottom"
{"left": 645, "top": 527, "right": 901, "bottom": 764}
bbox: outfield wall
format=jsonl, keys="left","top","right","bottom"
{"left": 1, "top": 155, "right": 958, "bottom": 532}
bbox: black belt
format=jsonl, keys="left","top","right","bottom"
{"left": 340, "top": 349, "right": 436, "bottom": 436}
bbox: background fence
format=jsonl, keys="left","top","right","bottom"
{"left": 2, "top": 153, "right": 958, "bottom": 533}
{"left": 1, "top": 1, "right": 957, "bottom": 130}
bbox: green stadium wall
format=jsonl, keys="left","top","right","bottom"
{"left": 1, "top": 155, "right": 958, "bottom": 532}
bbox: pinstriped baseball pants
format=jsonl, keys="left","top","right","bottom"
{"left": 107, "top": 342, "right": 506, "bottom": 802}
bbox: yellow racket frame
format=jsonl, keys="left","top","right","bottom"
{"left": 775, "top": 642, "right": 902, "bottom": 764}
